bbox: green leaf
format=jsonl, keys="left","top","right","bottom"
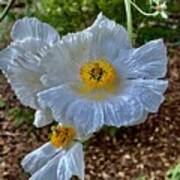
{"left": 166, "top": 163, "right": 180, "bottom": 180}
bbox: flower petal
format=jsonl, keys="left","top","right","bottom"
{"left": 65, "top": 99, "right": 104, "bottom": 136}
{"left": 28, "top": 143, "right": 84, "bottom": 180}
{"left": 33, "top": 109, "right": 53, "bottom": 127}
{"left": 0, "top": 18, "right": 61, "bottom": 105}
{"left": 0, "top": 43, "right": 44, "bottom": 109}
{"left": 57, "top": 143, "right": 85, "bottom": 180}
{"left": 88, "top": 13, "right": 131, "bottom": 62}
{"left": 114, "top": 39, "right": 167, "bottom": 79}
{"left": 101, "top": 96, "right": 144, "bottom": 127}
{"left": 11, "top": 17, "right": 60, "bottom": 44}
{"left": 21, "top": 142, "right": 61, "bottom": 175}
{"left": 60, "top": 31, "right": 93, "bottom": 66}
{"left": 124, "top": 79, "right": 168, "bottom": 112}
{"left": 127, "top": 110, "right": 148, "bottom": 126}
{"left": 38, "top": 41, "right": 84, "bottom": 87}
{"left": 38, "top": 83, "right": 104, "bottom": 136}
{"left": 37, "top": 84, "right": 79, "bottom": 122}
{"left": 29, "top": 150, "right": 65, "bottom": 180}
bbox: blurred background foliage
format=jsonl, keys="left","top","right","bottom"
{"left": 0, "top": 0, "right": 179, "bottom": 47}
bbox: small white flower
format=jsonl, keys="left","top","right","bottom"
{"left": 21, "top": 125, "right": 85, "bottom": 180}
{"left": 0, "top": 13, "right": 168, "bottom": 135}
{"left": 0, "top": 17, "right": 60, "bottom": 127}
{"left": 153, "top": 0, "right": 168, "bottom": 19}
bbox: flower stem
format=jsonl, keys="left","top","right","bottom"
{"left": 124, "top": 0, "right": 133, "bottom": 41}
{"left": 130, "top": 1, "right": 157, "bottom": 17}
{"left": 0, "top": 0, "right": 15, "bottom": 22}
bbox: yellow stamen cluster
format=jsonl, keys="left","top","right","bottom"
{"left": 50, "top": 125, "right": 76, "bottom": 148}
{"left": 80, "top": 59, "right": 117, "bottom": 88}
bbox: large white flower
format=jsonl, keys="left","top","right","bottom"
{"left": 21, "top": 125, "right": 85, "bottom": 180}
{"left": 0, "top": 17, "right": 60, "bottom": 127}
{"left": 37, "top": 13, "right": 168, "bottom": 136}
{"left": 0, "top": 13, "right": 168, "bottom": 135}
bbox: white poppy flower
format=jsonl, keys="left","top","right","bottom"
{"left": 37, "top": 13, "right": 168, "bottom": 136}
{"left": 0, "top": 17, "right": 60, "bottom": 127}
{"left": 0, "top": 13, "right": 168, "bottom": 135}
{"left": 21, "top": 125, "right": 85, "bottom": 180}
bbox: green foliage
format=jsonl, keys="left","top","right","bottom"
{"left": 0, "top": 96, "right": 5, "bottom": 108}
{"left": 36, "top": 0, "right": 100, "bottom": 35}
{"left": 166, "top": 163, "right": 180, "bottom": 180}
{"left": 135, "top": 175, "right": 146, "bottom": 180}
{"left": 103, "top": 125, "right": 118, "bottom": 136}
{"left": 35, "top": 0, "right": 179, "bottom": 44}
{"left": 8, "top": 107, "right": 34, "bottom": 128}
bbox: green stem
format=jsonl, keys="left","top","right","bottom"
{"left": 124, "top": 0, "right": 133, "bottom": 41}
{"left": 0, "top": 0, "right": 15, "bottom": 22}
{"left": 130, "top": 1, "right": 157, "bottom": 17}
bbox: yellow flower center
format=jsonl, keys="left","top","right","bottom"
{"left": 50, "top": 125, "right": 76, "bottom": 148}
{"left": 80, "top": 59, "right": 117, "bottom": 88}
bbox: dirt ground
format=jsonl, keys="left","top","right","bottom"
{"left": 0, "top": 44, "right": 180, "bottom": 180}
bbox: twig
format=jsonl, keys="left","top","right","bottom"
{"left": 0, "top": 0, "right": 15, "bottom": 22}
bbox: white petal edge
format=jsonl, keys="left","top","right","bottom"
{"left": 0, "top": 43, "right": 44, "bottom": 109}
{"left": 57, "top": 143, "right": 85, "bottom": 180}
{"left": 29, "top": 150, "right": 65, "bottom": 180}
{"left": 113, "top": 39, "right": 167, "bottom": 79}
{"left": 21, "top": 142, "right": 61, "bottom": 175}
{"left": 29, "top": 143, "right": 84, "bottom": 180}
{"left": 127, "top": 110, "right": 148, "bottom": 126}
{"left": 11, "top": 17, "right": 60, "bottom": 44}
{"left": 33, "top": 109, "right": 53, "bottom": 128}
{"left": 124, "top": 79, "right": 168, "bottom": 112}
{"left": 87, "top": 13, "right": 131, "bottom": 61}
{"left": 101, "top": 96, "right": 144, "bottom": 127}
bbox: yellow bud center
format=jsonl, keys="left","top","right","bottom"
{"left": 50, "top": 125, "right": 76, "bottom": 148}
{"left": 80, "top": 59, "right": 117, "bottom": 88}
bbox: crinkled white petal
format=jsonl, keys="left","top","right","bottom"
{"left": 11, "top": 17, "right": 60, "bottom": 44}
{"left": 21, "top": 142, "right": 61, "bottom": 175}
{"left": 60, "top": 31, "right": 93, "bottom": 66}
{"left": 113, "top": 39, "right": 167, "bottom": 79}
{"left": 127, "top": 110, "right": 148, "bottom": 126}
{"left": 38, "top": 29, "right": 93, "bottom": 87}
{"left": 27, "top": 143, "right": 84, "bottom": 180}
{"left": 57, "top": 12, "right": 131, "bottom": 65}
{"left": 37, "top": 80, "right": 167, "bottom": 135}
{"left": 33, "top": 109, "right": 53, "bottom": 127}
{"left": 0, "top": 17, "right": 60, "bottom": 126}
{"left": 37, "top": 84, "right": 104, "bottom": 137}
{"left": 87, "top": 12, "right": 131, "bottom": 62}
{"left": 66, "top": 99, "right": 104, "bottom": 136}
{"left": 101, "top": 96, "right": 143, "bottom": 127}
{"left": 0, "top": 44, "right": 44, "bottom": 109}
{"left": 57, "top": 143, "right": 85, "bottom": 180}
{"left": 29, "top": 150, "right": 65, "bottom": 180}
{"left": 124, "top": 79, "right": 168, "bottom": 112}
{"left": 0, "top": 38, "right": 45, "bottom": 71}
{"left": 37, "top": 84, "right": 78, "bottom": 122}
